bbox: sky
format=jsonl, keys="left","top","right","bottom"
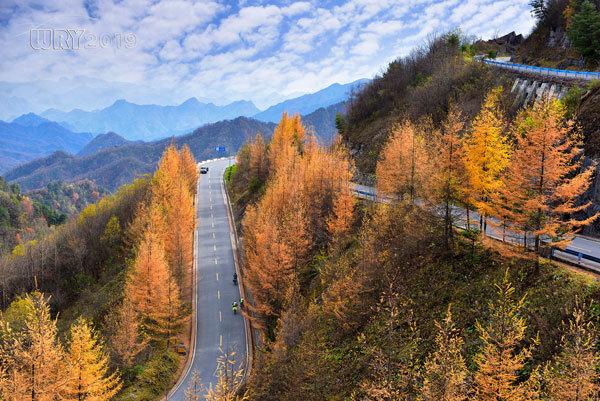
{"left": 0, "top": 0, "right": 536, "bottom": 111}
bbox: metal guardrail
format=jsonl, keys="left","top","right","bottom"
{"left": 481, "top": 59, "right": 600, "bottom": 81}
{"left": 352, "top": 186, "right": 600, "bottom": 270}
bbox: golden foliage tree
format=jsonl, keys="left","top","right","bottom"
{"left": 0, "top": 292, "right": 69, "bottom": 400}
{"left": 126, "top": 205, "right": 186, "bottom": 348}
{"left": 268, "top": 112, "right": 305, "bottom": 175}
{"left": 462, "top": 87, "right": 511, "bottom": 234}
{"left": 377, "top": 120, "right": 428, "bottom": 204}
{"left": 544, "top": 300, "right": 599, "bottom": 401}
{"left": 499, "top": 100, "right": 597, "bottom": 255}
{"left": 179, "top": 144, "right": 199, "bottom": 195}
{"left": 153, "top": 145, "right": 195, "bottom": 290}
{"left": 109, "top": 296, "right": 147, "bottom": 367}
{"left": 64, "top": 317, "right": 121, "bottom": 400}
{"left": 249, "top": 132, "right": 269, "bottom": 185}
{"left": 430, "top": 107, "right": 467, "bottom": 250}
{"left": 473, "top": 271, "right": 536, "bottom": 401}
{"left": 419, "top": 306, "right": 468, "bottom": 401}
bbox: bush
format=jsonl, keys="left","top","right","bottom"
{"left": 561, "top": 84, "right": 587, "bottom": 116}
{"left": 487, "top": 50, "right": 497, "bottom": 59}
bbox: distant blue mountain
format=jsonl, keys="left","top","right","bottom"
{"left": 252, "top": 79, "right": 368, "bottom": 123}
{"left": 41, "top": 98, "right": 261, "bottom": 141}
{"left": 0, "top": 115, "right": 93, "bottom": 172}
{"left": 12, "top": 112, "right": 52, "bottom": 127}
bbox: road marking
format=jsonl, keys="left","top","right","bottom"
{"left": 210, "top": 197, "right": 212, "bottom": 202}
{"left": 218, "top": 290, "right": 220, "bottom": 299}
{"left": 219, "top": 311, "right": 222, "bottom": 322}
{"left": 212, "top": 222, "right": 214, "bottom": 228}
{"left": 220, "top": 335, "right": 222, "bottom": 346}
{"left": 211, "top": 213, "right": 213, "bottom": 218}
{"left": 213, "top": 232, "right": 215, "bottom": 239}
{"left": 215, "top": 258, "right": 218, "bottom": 265}
{"left": 214, "top": 244, "right": 216, "bottom": 251}
{"left": 210, "top": 205, "right": 213, "bottom": 210}
{"left": 216, "top": 273, "right": 219, "bottom": 281}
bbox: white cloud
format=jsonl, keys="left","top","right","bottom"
{"left": 0, "top": 0, "right": 536, "bottom": 112}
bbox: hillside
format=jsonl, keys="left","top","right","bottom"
{"left": 76, "top": 132, "right": 137, "bottom": 156}
{"left": 0, "top": 118, "right": 93, "bottom": 172}
{"left": 6, "top": 104, "right": 345, "bottom": 192}
{"left": 340, "top": 34, "right": 516, "bottom": 173}
{"left": 0, "top": 176, "right": 68, "bottom": 255}
{"left": 229, "top": 111, "right": 600, "bottom": 400}
{"left": 4, "top": 117, "right": 275, "bottom": 191}
{"left": 26, "top": 180, "right": 110, "bottom": 216}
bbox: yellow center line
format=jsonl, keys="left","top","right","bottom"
{"left": 215, "top": 258, "right": 218, "bottom": 265}
{"left": 210, "top": 205, "right": 213, "bottom": 210}
{"left": 214, "top": 244, "right": 216, "bottom": 251}
{"left": 213, "top": 232, "right": 215, "bottom": 239}
{"left": 217, "top": 290, "right": 220, "bottom": 299}
{"left": 212, "top": 222, "right": 214, "bottom": 228}
{"left": 220, "top": 335, "right": 222, "bottom": 346}
{"left": 211, "top": 213, "right": 213, "bottom": 218}
{"left": 216, "top": 273, "right": 219, "bottom": 281}
{"left": 219, "top": 311, "right": 222, "bottom": 322}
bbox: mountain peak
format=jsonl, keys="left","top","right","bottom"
{"left": 12, "top": 112, "right": 51, "bottom": 127}
{"left": 180, "top": 97, "right": 202, "bottom": 106}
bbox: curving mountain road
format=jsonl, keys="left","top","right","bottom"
{"left": 168, "top": 158, "right": 247, "bottom": 400}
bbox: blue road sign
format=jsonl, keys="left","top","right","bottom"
{"left": 215, "top": 146, "right": 226, "bottom": 152}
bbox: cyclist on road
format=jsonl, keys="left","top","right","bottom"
{"left": 239, "top": 298, "right": 244, "bottom": 308}
{"left": 232, "top": 301, "right": 238, "bottom": 314}
{"left": 233, "top": 272, "right": 238, "bottom": 285}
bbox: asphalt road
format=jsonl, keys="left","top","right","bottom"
{"left": 351, "top": 184, "right": 600, "bottom": 272}
{"left": 168, "top": 158, "right": 247, "bottom": 400}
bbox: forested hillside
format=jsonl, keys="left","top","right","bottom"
{"left": 0, "top": 176, "right": 70, "bottom": 256}
{"left": 228, "top": 71, "right": 600, "bottom": 400}
{"left": 26, "top": 180, "right": 110, "bottom": 216}
{"left": 0, "top": 145, "right": 198, "bottom": 399}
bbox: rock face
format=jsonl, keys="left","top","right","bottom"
{"left": 547, "top": 27, "right": 571, "bottom": 50}
{"left": 577, "top": 86, "right": 600, "bottom": 236}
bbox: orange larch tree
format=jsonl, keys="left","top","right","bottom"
{"left": 64, "top": 317, "right": 121, "bottom": 401}
{"left": 462, "top": 87, "right": 511, "bottom": 235}
{"left": 377, "top": 120, "right": 428, "bottom": 204}
{"left": 500, "top": 100, "right": 597, "bottom": 259}
{"left": 179, "top": 144, "right": 199, "bottom": 196}
{"left": 430, "top": 107, "right": 467, "bottom": 250}
{"left": 126, "top": 203, "right": 186, "bottom": 348}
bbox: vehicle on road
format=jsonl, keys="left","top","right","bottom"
{"left": 200, "top": 166, "right": 209, "bottom": 174}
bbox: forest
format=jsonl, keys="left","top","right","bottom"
{"left": 227, "top": 92, "right": 600, "bottom": 399}
{"left": 0, "top": 145, "right": 198, "bottom": 399}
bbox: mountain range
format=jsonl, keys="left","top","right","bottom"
{"left": 4, "top": 103, "right": 345, "bottom": 191}
{"left": 0, "top": 114, "right": 92, "bottom": 172}
{"left": 33, "top": 80, "right": 363, "bottom": 141}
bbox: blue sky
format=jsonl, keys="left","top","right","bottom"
{"left": 0, "top": 0, "right": 535, "bottom": 111}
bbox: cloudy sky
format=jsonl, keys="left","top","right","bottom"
{"left": 0, "top": 0, "right": 535, "bottom": 111}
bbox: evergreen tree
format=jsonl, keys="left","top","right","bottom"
{"left": 567, "top": 0, "right": 600, "bottom": 65}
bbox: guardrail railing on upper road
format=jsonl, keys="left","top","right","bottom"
{"left": 481, "top": 59, "right": 600, "bottom": 81}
